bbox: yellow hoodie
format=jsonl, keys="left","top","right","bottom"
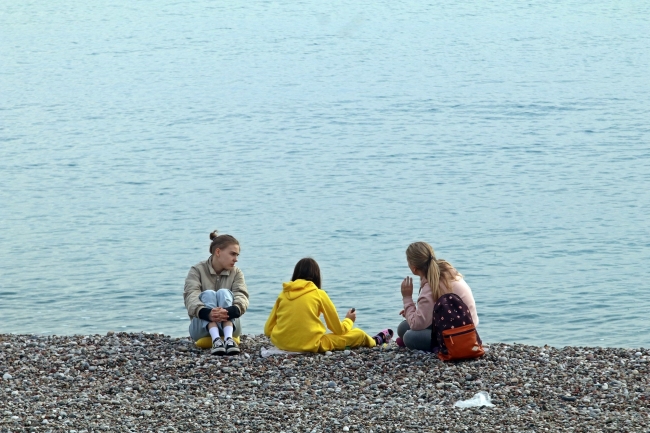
{"left": 264, "top": 279, "right": 374, "bottom": 352}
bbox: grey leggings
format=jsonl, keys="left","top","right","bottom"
{"left": 397, "top": 320, "right": 433, "bottom": 351}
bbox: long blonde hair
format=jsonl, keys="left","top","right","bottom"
{"left": 406, "top": 241, "right": 461, "bottom": 302}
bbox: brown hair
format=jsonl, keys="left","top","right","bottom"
{"left": 405, "top": 241, "right": 461, "bottom": 302}
{"left": 291, "top": 258, "right": 322, "bottom": 289}
{"left": 209, "top": 230, "right": 239, "bottom": 254}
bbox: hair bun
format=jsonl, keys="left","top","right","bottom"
{"left": 209, "top": 230, "right": 219, "bottom": 240}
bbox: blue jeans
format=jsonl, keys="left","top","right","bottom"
{"left": 188, "top": 289, "right": 242, "bottom": 341}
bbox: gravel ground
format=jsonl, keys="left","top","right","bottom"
{"left": 1, "top": 332, "right": 649, "bottom": 432}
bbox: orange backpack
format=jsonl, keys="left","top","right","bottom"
{"left": 432, "top": 293, "right": 484, "bottom": 361}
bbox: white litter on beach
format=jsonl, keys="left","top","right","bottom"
{"left": 454, "top": 391, "right": 494, "bottom": 408}
{"left": 260, "top": 346, "right": 308, "bottom": 358}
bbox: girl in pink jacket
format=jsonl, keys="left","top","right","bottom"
{"left": 396, "top": 241, "right": 479, "bottom": 351}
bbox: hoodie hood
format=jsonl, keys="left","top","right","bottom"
{"left": 282, "top": 279, "right": 319, "bottom": 300}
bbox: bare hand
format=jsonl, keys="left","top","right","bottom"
{"left": 401, "top": 276, "right": 413, "bottom": 298}
{"left": 345, "top": 308, "right": 357, "bottom": 322}
{"left": 209, "top": 307, "right": 229, "bottom": 323}
{"left": 399, "top": 309, "right": 405, "bottom": 317}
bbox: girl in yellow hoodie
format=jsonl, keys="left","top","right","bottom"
{"left": 264, "top": 258, "right": 393, "bottom": 352}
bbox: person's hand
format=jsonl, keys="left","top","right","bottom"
{"left": 399, "top": 309, "right": 405, "bottom": 317}
{"left": 209, "top": 307, "right": 229, "bottom": 323}
{"left": 401, "top": 276, "right": 413, "bottom": 298}
{"left": 345, "top": 308, "right": 357, "bottom": 322}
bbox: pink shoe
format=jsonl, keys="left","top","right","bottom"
{"left": 372, "top": 329, "right": 394, "bottom": 345}
{"left": 396, "top": 337, "right": 406, "bottom": 348}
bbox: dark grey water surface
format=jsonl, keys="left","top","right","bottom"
{"left": 1, "top": 1, "right": 649, "bottom": 347}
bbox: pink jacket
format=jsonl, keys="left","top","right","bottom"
{"left": 403, "top": 277, "right": 479, "bottom": 331}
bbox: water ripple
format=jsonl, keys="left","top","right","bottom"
{"left": 1, "top": 0, "right": 649, "bottom": 347}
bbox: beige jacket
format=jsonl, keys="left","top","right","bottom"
{"left": 183, "top": 257, "right": 249, "bottom": 319}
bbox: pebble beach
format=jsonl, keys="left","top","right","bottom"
{"left": 1, "top": 332, "right": 649, "bottom": 433}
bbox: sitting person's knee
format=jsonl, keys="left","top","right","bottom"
{"left": 198, "top": 289, "right": 217, "bottom": 302}
{"left": 397, "top": 320, "right": 409, "bottom": 338}
{"left": 403, "top": 331, "right": 431, "bottom": 351}
{"left": 403, "top": 332, "right": 419, "bottom": 350}
{"left": 215, "top": 288, "right": 233, "bottom": 305}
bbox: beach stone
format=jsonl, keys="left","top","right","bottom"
{"left": 1, "top": 334, "right": 648, "bottom": 431}
{"left": 3, "top": 373, "right": 12, "bottom": 380}
{"left": 325, "top": 351, "right": 333, "bottom": 356}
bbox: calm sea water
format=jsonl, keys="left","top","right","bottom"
{"left": 1, "top": 1, "right": 649, "bottom": 348}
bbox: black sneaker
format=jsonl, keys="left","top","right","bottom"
{"left": 211, "top": 338, "right": 226, "bottom": 356}
{"left": 224, "top": 337, "right": 240, "bottom": 356}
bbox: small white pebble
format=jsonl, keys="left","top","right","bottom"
{"left": 2, "top": 373, "right": 12, "bottom": 380}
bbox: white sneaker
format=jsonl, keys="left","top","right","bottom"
{"left": 211, "top": 338, "right": 226, "bottom": 356}
{"left": 224, "top": 337, "right": 240, "bottom": 356}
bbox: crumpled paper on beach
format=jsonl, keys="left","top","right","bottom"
{"left": 260, "top": 346, "right": 308, "bottom": 358}
{"left": 454, "top": 391, "right": 494, "bottom": 408}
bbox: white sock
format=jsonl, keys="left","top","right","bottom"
{"left": 208, "top": 327, "right": 221, "bottom": 342}
{"left": 223, "top": 325, "right": 233, "bottom": 340}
